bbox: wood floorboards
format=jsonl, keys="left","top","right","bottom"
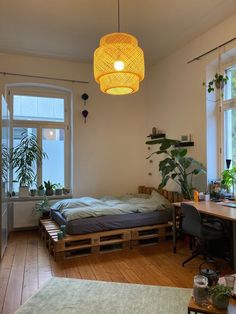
{"left": 0, "top": 230, "right": 233, "bottom": 314}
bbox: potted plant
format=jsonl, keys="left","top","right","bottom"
{"left": 146, "top": 138, "right": 206, "bottom": 200}
{"left": 63, "top": 187, "right": 70, "bottom": 195}
{"left": 11, "top": 132, "right": 47, "bottom": 197}
{"left": 55, "top": 183, "right": 63, "bottom": 195}
{"left": 221, "top": 167, "right": 236, "bottom": 196}
{"left": 37, "top": 184, "right": 45, "bottom": 196}
{"left": 203, "top": 73, "right": 229, "bottom": 93}
{"left": 44, "top": 180, "right": 55, "bottom": 196}
{"left": 34, "top": 197, "right": 50, "bottom": 218}
{"left": 210, "top": 284, "right": 232, "bottom": 309}
{"left": 30, "top": 187, "right": 37, "bottom": 197}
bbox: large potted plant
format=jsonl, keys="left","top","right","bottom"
{"left": 11, "top": 132, "right": 47, "bottom": 197}
{"left": 146, "top": 138, "right": 206, "bottom": 199}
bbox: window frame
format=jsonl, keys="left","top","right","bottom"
{"left": 220, "top": 62, "right": 236, "bottom": 172}
{"left": 7, "top": 86, "right": 71, "bottom": 191}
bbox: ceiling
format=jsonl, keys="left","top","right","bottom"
{"left": 0, "top": 0, "right": 236, "bottom": 65}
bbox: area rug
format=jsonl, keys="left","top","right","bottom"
{"left": 15, "top": 277, "right": 192, "bottom": 314}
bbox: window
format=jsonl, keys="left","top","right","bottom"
{"left": 9, "top": 87, "right": 70, "bottom": 191}
{"left": 222, "top": 65, "right": 236, "bottom": 168}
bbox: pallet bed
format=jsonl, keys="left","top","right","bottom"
{"left": 39, "top": 219, "right": 173, "bottom": 261}
{"left": 39, "top": 186, "right": 182, "bottom": 261}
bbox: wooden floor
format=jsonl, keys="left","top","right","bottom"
{"left": 0, "top": 231, "right": 233, "bottom": 314}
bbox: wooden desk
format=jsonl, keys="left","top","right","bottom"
{"left": 173, "top": 201, "right": 236, "bottom": 271}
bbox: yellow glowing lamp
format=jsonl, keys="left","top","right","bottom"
{"left": 94, "top": 32, "right": 145, "bottom": 95}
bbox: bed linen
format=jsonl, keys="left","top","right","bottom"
{"left": 51, "top": 192, "right": 172, "bottom": 222}
{"left": 50, "top": 191, "right": 173, "bottom": 235}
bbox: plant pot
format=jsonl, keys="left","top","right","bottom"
{"left": 37, "top": 189, "right": 44, "bottom": 196}
{"left": 19, "top": 186, "right": 29, "bottom": 197}
{"left": 45, "top": 188, "right": 54, "bottom": 196}
{"left": 63, "top": 188, "right": 70, "bottom": 195}
{"left": 30, "top": 189, "right": 37, "bottom": 197}
{"left": 215, "top": 80, "right": 225, "bottom": 90}
{"left": 55, "top": 189, "right": 62, "bottom": 196}
{"left": 212, "top": 296, "right": 229, "bottom": 309}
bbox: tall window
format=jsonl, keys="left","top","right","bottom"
{"left": 222, "top": 65, "right": 236, "bottom": 168}
{"left": 9, "top": 87, "right": 70, "bottom": 191}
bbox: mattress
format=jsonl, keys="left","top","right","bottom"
{"left": 51, "top": 209, "right": 172, "bottom": 235}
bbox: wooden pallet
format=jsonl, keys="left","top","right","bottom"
{"left": 39, "top": 219, "right": 173, "bottom": 261}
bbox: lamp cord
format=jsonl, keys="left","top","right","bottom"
{"left": 117, "top": 0, "right": 120, "bottom": 32}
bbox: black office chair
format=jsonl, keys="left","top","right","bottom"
{"left": 181, "top": 203, "right": 225, "bottom": 267}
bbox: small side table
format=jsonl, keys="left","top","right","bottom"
{"left": 188, "top": 296, "right": 236, "bottom": 314}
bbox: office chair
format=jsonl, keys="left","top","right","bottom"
{"left": 181, "top": 203, "right": 225, "bottom": 267}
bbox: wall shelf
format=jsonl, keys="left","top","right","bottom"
{"left": 147, "top": 133, "right": 166, "bottom": 139}
{"left": 174, "top": 141, "right": 194, "bottom": 147}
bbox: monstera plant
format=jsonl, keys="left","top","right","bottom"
{"left": 146, "top": 138, "right": 206, "bottom": 199}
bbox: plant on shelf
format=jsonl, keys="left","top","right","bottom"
{"left": 203, "top": 73, "right": 229, "bottom": 93}
{"left": 221, "top": 167, "right": 236, "bottom": 195}
{"left": 11, "top": 132, "right": 47, "bottom": 197}
{"left": 146, "top": 138, "right": 206, "bottom": 200}
{"left": 37, "top": 184, "right": 45, "bottom": 196}
{"left": 34, "top": 196, "right": 50, "bottom": 218}
{"left": 209, "top": 284, "right": 232, "bottom": 310}
{"left": 44, "top": 180, "right": 56, "bottom": 196}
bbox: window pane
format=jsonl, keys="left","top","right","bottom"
{"left": 42, "top": 128, "right": 65, "bottom": 186}
{"left": 224, "top": 109, "right": 236, "bottom": 167}
{"left": 12, "top": 128, "right": 37, "bottom": 191}
{"left": 13, "top": 95, "right": 64, "bottom": 122}
{"left": 225, "top": 66, "right": 236, "bottom": 100}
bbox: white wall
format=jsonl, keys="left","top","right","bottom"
{"left": 0, "top": 52, "right": 148, "bottom": 197}
{"left": 145, "top": 12, "right": 236, "bottom": 192}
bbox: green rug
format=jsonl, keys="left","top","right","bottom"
{"left": 16, "top": 277, "right": 192, "bottom": 314}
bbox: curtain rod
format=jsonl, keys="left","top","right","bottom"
{"left": 0, "top": 71, "right": 89, "bottom": 84}
{"left": 187, "top": 36, "right": 236, "bottom": 64}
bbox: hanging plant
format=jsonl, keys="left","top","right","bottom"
{"left": 203, "top": 73, "right": 229, "bottom": 93}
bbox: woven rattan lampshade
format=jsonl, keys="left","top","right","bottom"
{"left": 94, "top": 32, "right": 145, "bottom": 95}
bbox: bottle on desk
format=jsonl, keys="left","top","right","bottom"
{"left": 194, "top": 190, "right": 199, "bottom": 202}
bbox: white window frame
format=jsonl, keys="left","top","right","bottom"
{"left": 220, "top": 62, "right": 236, "bottom": 171}
{"left": 7, "top": 86, "right": 71, "bottom": 190}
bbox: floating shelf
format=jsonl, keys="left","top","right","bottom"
{"left": 174, "top": 141, "right": 194, "bottom": 147}
{"left": 147, "top": 133, "right": 166, "bottom": 139}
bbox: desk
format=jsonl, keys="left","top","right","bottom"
{"left": 173, "top": 201, "right": 236, "bottom": 271}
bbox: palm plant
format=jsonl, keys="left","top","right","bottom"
{"left": 11, "top": 132, "right": 47, "bottom": 187}
{"left": 146, "top": 138, "right": 206, "bottom": 199}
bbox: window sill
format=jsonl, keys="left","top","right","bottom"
{"left": 6, "top": 194, "right": 72, "bottom": 203}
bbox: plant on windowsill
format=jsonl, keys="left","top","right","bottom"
{"left": 11, "top": 132, "right": 48, "bottom": 197}
{"left": 55, "top": 183, "right": 63, "bottom": 195}
{"left": 146, "top": 138, "right": 206, "bottom": 200}
{"left": 203, "top": 73, "right": 229, "bottom": 94}
{"left": 209, "top": 284, "right": 232, "bottom": 310}
{"left": 37, "top": 184, "right": 45, "bottom": 196}
{"left": 44, "top": 180, "right": 56, "bottom": 196}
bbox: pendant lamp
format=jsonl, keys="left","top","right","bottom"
{"left": 94, "top": 0, "right": 145, "bottom": 95}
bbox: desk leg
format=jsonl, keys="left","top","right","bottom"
{"left": 173, "top": 206, "right": 176, "bottom": 253}
{"left": 233, "top": 221, "right": 236, "bottom": 272}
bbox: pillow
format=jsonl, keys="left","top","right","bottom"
{"left": 150, "top": 190, "right": 172, "bottom": 209}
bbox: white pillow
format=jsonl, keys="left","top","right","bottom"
{"left": 150, "top": 190, "right": 172, "bottom": 209}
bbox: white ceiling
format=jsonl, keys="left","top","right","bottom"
{"left": 0, "top": 0, "right": 236, "bottom": 65}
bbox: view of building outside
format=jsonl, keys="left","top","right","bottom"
{"left": 225, "top": 66, "right": 236, "bottom": 167}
